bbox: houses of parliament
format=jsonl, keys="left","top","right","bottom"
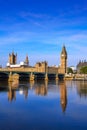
{"left": 6, "top": 45, "right": 67, "bottom": 75}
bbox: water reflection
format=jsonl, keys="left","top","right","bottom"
{"left": 35, "top": 83, "right": 48, "bottom": 96}
{"left": 30, "top": 81, "right": 34, "bottom": 89}
{"left": 0, "top": 80, "right": 8, "bottom": 91}
{"left": 8, "top": 87, "right": 16, "bottom": 102}
{"left": 8, "top": 79, "right": 19, "bottom": 89}
{"left": 19, "top": 83, "right": 29, "bottom": 99}
{"left": 0, "top": 79, "right": 87, "bottom": 110}
{"left": 0, "top": 80, "right": 87, "bottom": 130}
{"left": 8, "top": 79, "right": 19, "bottom": 102}
{"left": 76, "top": 81, "right": 87, "bottom": 98}
{"left": 23, "top": 87, "right": 28, "bottom": 99}
{"left": 59, "top": 81, "right": 67, "bottom": 113}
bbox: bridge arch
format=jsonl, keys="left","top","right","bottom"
{"left": 0, "top": 72, "right": 9, "bottom": 80}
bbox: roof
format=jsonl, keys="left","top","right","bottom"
{"left": 77, "top": 61, "right": 87, "bottom": 68}
{"left": 61, "top": 45, "right": 67, "bottom": 56}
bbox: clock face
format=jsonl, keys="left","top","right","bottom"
{"left": 61, "top": 54, "right": 64, "bottom": 57}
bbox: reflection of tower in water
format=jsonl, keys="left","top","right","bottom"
{"left": 35, "top": 83, "right": 48, "bottom": 96}
{"left": 23, "top": 87, "right": 28, "bottom": 99}
{"left": 8, "top": 80, "right": 19, "bottom": 102}
{"left": 59, "top": 81, "right": 67, "bottom": 113}
{"left": 30, "top": 81, "right": 34, "bottom": 89}
{"left": 8, "top": 86, "right": 16, "bottom": 102}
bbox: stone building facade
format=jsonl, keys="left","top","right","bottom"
{"left": 7, "top": 46, "right": 67, "bottom": 74}
{"left": 77, "top": 60, "right": 87, "bottom": 73}
{"left": 9, "top": 52, "right": 17, "bottom": 65}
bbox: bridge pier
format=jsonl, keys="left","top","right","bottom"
{"left": 30, "top": 72, "right": 35, "bottom": 81}
{"left": 8, "top": 72, "right": 13, "bottom": 82}
{"left": 7, "top": 71, "right": 64, "bottom": 82}
{"left": 45, "top": 73, "right": 48, "bottom": 81}
{"left": 56, "top": 74, "right": 59, "bottom": 80}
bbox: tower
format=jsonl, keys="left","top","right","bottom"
{"left": 60, "top": 81, "right": 67, "bottom": 113}
{"left": 25, "top": 55, "right": 29, "bottom": 66}
{"left": 9, "top": 52, "right": 17, "bottom": 65}
{"left": 60, "top": 45, "right": 67, "bottom": 74}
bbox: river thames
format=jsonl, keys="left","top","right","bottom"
{"left": 0, "top": 80, "right": 87, "bottom": 130}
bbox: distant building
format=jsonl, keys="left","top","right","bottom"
{"left": 9, "top": 51, "right": 17, "bottom": 65}
{"left": 7, "top": 52, "right": 29, "bottom": 68}
{"left": 77, "top": 60, "right": 87, "bottom": 73}
{"left": 24, "top": 54, "right": 29, "bottom": 65}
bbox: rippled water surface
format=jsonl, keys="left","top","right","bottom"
{"left": 0, "top": 80, "right": 87, "bottom": 130}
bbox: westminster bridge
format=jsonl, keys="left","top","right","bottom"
{"left": 0, "top": 67, "right": 64, "bottom": 82}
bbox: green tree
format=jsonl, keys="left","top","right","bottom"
{"left": 67, "top": 67, "right": 73, "bottom": 74}
{"left": 80, "top": 66, "right": 87, "bottom": 74}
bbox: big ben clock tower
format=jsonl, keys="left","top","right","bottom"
{"left": 60, "top": 45, "right": 67, "bottom": 74}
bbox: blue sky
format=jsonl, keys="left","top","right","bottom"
{"left": 0, "top": 0, "right": 87, "bottom": 67}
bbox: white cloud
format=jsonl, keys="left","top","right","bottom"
{"left": 0, "top": 31, "right": 37, "bottom": 45}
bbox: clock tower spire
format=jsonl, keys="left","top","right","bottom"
{"left": 59, "top": 45, "right": 67, "bottom": 74}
